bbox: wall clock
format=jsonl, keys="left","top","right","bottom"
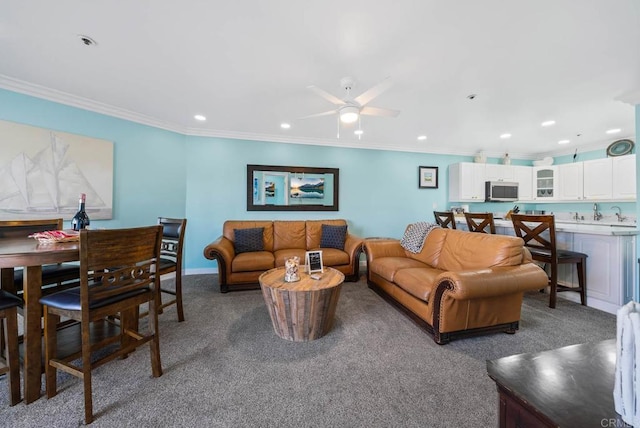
{"left": 606, "top": 139, "right": 634, "bottom": 157}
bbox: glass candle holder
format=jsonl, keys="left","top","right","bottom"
{"left": 284, "top": 256, "right": 300, "bottom": 282}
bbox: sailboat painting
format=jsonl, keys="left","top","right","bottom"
{"left": 0, "top": 120, "right": 113, "bottom": 220}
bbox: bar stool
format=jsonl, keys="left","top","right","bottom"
{"left": 464, "top": 212, "right": 496, "bottom": 234}
{"left": 0, "top": 290, "right": 22, "bottom": 406}
{"left": 433, "top": 211, "right": 456, "bottom": 229}
{"left": 511, "top": 214, "right": 587, "bottom": 309}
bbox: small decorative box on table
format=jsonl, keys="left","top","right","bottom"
{"left": 259, "top": 266, "right": 344, "bottom": 342}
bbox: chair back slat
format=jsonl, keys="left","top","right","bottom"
{"left": 464, "top": 212, "right": 496, "bottom": 234}
{"left": 433, "top": 211, "right": 456, "bottom": 229}
{"left": 511, "top": 214, "right": 557, "bottom": 260}
{"left": 79, "top": 226, "right": 163, "bottom": 307}
{"left": 157, "top": 217, "right": 186, "bottom": 265}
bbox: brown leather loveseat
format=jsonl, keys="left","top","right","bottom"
{"left": 364, "top": 227, "right": 548, "bottom": 344}
{"left": 204, "top": 219, "right": 363, "bottom": 292}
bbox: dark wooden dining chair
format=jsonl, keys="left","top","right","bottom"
{"left": 464, "top": 212, "right": 496, "bottom": 234}
{"left": 0, "top": 290, "right": 22, "bottom": 406}
{"left": 40, "top": 226, "right": 163, "bottom": 424}
{"left": 0, "top": 219, "right": 80, "bottom": 296}
{"left": 156, "top": 217, "right": 187, "bottom": 322}
{"left": 433, "top": 211, "right": 456, "bottom": 229}
{"left": 511, "top": 214, "right": 587, "bottom": 309}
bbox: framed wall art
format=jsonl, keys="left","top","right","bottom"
{"left": 419, "top": 166, "right": 438, "bottom": 189}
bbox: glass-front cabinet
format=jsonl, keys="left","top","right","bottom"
{"left": 533, "top": 166, "right": 558, "bottom": 200}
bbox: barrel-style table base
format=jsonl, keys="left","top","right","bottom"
{"left": 259, "top": 267, "right": 344, "bottom": 341}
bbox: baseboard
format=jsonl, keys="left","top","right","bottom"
{"left": 185, "top": 267, "right": 218, "bottom": 275}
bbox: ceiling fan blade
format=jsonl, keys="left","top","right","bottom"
{"left": 298, "top": 109, "right": 339, "bottom": 120}
{"left": 360, "top": 106, "right": 400, "bottom": 117}
{"left": 307, "top": 85, "right": 346, "bottom": 106}
{"left": 354, "top": 77, "right": 393, "bottom": 106}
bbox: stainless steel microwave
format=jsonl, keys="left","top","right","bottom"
{"left": 485, "top": 181, "right": 518, "bottom": 202}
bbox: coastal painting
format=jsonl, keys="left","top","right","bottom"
{"left": 0, "top": 120, "right": 113, "bottom": 220}
{"left": 290, "top": 177, "right": 324, "bottom": 199}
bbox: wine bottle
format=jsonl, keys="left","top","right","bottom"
{"left": 71, "top": 193, "right": 90, "bottom": 231}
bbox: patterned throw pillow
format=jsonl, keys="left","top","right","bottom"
{"left": 234, "top": 227, "right": 264, "bottom": 254}
{"left": 320, "top": 224, "right": 347, "bottom": 250}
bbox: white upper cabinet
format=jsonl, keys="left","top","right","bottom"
{"left": 583, "top": 158, "right": 613, "bottom": 200}
{"left": 449, "top": 162, "right": 485, "bottom": 202}
{"left": 484, "top": 164, "right": 515, "bottom": 182}
{"left": 532, "top": 166, "right": 559, "bottom": 200}
{"left": 558, "top": 162, "right": 584, "bottom": 200}
{"left": 612, "top": 154, "right": 636, "bottom": 200}
{"left": 513, "top": 166, "right": 533, "bottom": 201}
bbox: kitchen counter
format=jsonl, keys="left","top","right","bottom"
{"left": 454, "top": 215, "right": 638, "bottom": 236}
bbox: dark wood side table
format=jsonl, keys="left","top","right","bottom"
{"left": 487, "top": 339, "right": 627, "bottom": 427}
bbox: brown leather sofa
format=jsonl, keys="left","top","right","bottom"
{"left": 363, "top": 228, "right": 548, "bottom": 344}
{"left": 204, "top": 219, "right": 363, "bottom": 292}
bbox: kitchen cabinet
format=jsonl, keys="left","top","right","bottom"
{"left": 484, "top": 164, "right": 515, "bottom": 182}
{"left": 448, "top": 162, "right": 485, "bottom": 202}
{"left": 513, "top": 166, "right": 533, "bottom": 201}
{"left": 532, "top": 166, "right": 558, "bottom": 200}
{"left": 612, "top": 154, "right": 636, "bottom": 200}
{"left": 583, "top": 158, "right": 613, "bottom": 200}
{"left": 558, "top": 162, "right": 584, "bottom": 200}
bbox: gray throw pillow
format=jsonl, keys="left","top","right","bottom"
{"left": 234, "top": 227, "right": 264, "bottom": 253}
{"left": 320, "top": 224, "right": 347, "bottom": 250}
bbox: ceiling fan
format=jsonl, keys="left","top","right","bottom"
{"left": 300, "top": 77, "right": 400, "bottom": 137}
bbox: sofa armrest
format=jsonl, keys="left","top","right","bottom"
{"left": 344, "top": 234, "right": 364, "bottom": 262}
{"left": 435, "top": 263, "right": 549, "bottom": 301}
{"left": 203, "top": 236, "right": 236, "bottom": 291}
{"left": 363, "top": 239, "right": 405, "bottom": 264}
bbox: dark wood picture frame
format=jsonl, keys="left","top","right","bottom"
{"left": 419, "top": 166, "right": 439, "bottom": 189}
{"left": 247, "top": 164, "right": 339, "bottom": 211}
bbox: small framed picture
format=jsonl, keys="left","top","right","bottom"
{"left": 419, "top": 166, "right": 439, "bottom": 189}
{"left": 305, "top": 250, "right": 324, "bottom": 274}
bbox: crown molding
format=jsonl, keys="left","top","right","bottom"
{"left": 0, "top": 74, "right": 187, "bottom": 134}
{"left": 0, "top": 74, "right": 625, "bottom": 160}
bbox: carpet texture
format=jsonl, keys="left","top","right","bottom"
{"left": 0, "top": 274, "right": 616, "bottom": 427}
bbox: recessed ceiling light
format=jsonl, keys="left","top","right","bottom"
{"left": 541, "top": 120, "right": 556, "bottom": 127}
{"left": 606, "top": 128, "right": 621, "bottom": 134}
{"left": 280, "top": 123, "right": 291, "bottom": 129}
{"left": 354, "top": 129, "right": 364, "bottom": 135}
{"left": 558, "top": 139, "right": 570, "bottom": 145}
{"left": 417, "top": 135, "right": 427, "bottom": 141}
{"left": 194, "top": 115, "right": 206, "bottom": 121}
{"left": 500, "top": 133, "right": 511, "bottom": 139}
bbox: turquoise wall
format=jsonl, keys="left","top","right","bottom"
{"left": 0, "top": 89, "right": 187, "bottom": 228}
{"left": 1, "top": 88, "right": 637, "bottom": 274}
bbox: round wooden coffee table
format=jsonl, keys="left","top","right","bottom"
{"left": 259, "top": 267, "right": 345, "bottom": 342}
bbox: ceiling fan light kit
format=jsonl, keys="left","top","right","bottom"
{"left": 339, "top": 106, "right": 359, "bottom": 123}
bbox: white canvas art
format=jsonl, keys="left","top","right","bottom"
{"left": 0, "top": 119, "right": 113, "bottom": 220}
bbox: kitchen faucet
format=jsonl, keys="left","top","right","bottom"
{"left": 593, "top": 203, "right": 602, "bottom": 221}
{"left": 611, "top": 205, "right": 625, "bottom": 222}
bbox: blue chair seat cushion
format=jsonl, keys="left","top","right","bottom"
{"left": 13, "top": 263, "right": 80, "bottom": 290}
{"left": 0, "top": 290, "right": 22, "bottom": 310}
{"left": 40, "top": 285, "right": 151, "bottom": 311}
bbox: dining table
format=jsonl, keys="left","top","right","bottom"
{"left": 0, "top": 236, "right": 79, "bottom": 404}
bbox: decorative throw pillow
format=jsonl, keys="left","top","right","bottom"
{"left": 234, "top": 227, "right": 264, "bottom": 254}
{"left": 320, "top": 224, "right": 347, "bottom": 250}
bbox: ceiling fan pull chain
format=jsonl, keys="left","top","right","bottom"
{"left": 336, "top": 115, "right": 340, "bottom": 139}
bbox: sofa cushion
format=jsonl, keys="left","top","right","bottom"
{"left": 306, "top": 219, "right": 347, "bottom": 250}
{"left": 273, "top": 221, "right": 306, "bottom": 251}
{"left": 223, "top": 221, "right": 274, "bottom": 252}
{"left": 406, "top": 227, "right": 447, "bottom": 267}
{"left": 274, "top": 249, "right": 307, "bottom": 267}
{"left": 436, "top": 229, "right": 524, "bottom": 271}
{"left": 320, "top": 224, "right": 347, "bottom": 250}
{"left": 369, "top": 257, "right": 428, "bottom": 282}
{"left": 231, "top": 251, "right": 274, "bottom": 273}
{"left": 393, "top": 267, "right": 444, "bottom": 302}
{"left": 314, "top": 248, "right": 350, "bottom": 266}
{"left": 234, "top": 227, "right": 264, "bottom": 254}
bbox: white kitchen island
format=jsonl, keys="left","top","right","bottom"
{"left": 456, "top": 217, "right": 638, "bottom": 314}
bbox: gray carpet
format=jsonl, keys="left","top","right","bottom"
{"left": 0, "top": 274, "right": 616, "bottom": 427}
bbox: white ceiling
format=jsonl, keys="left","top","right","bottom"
{"left": 1, "top": 1, "right": 639, "bottom": 158}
